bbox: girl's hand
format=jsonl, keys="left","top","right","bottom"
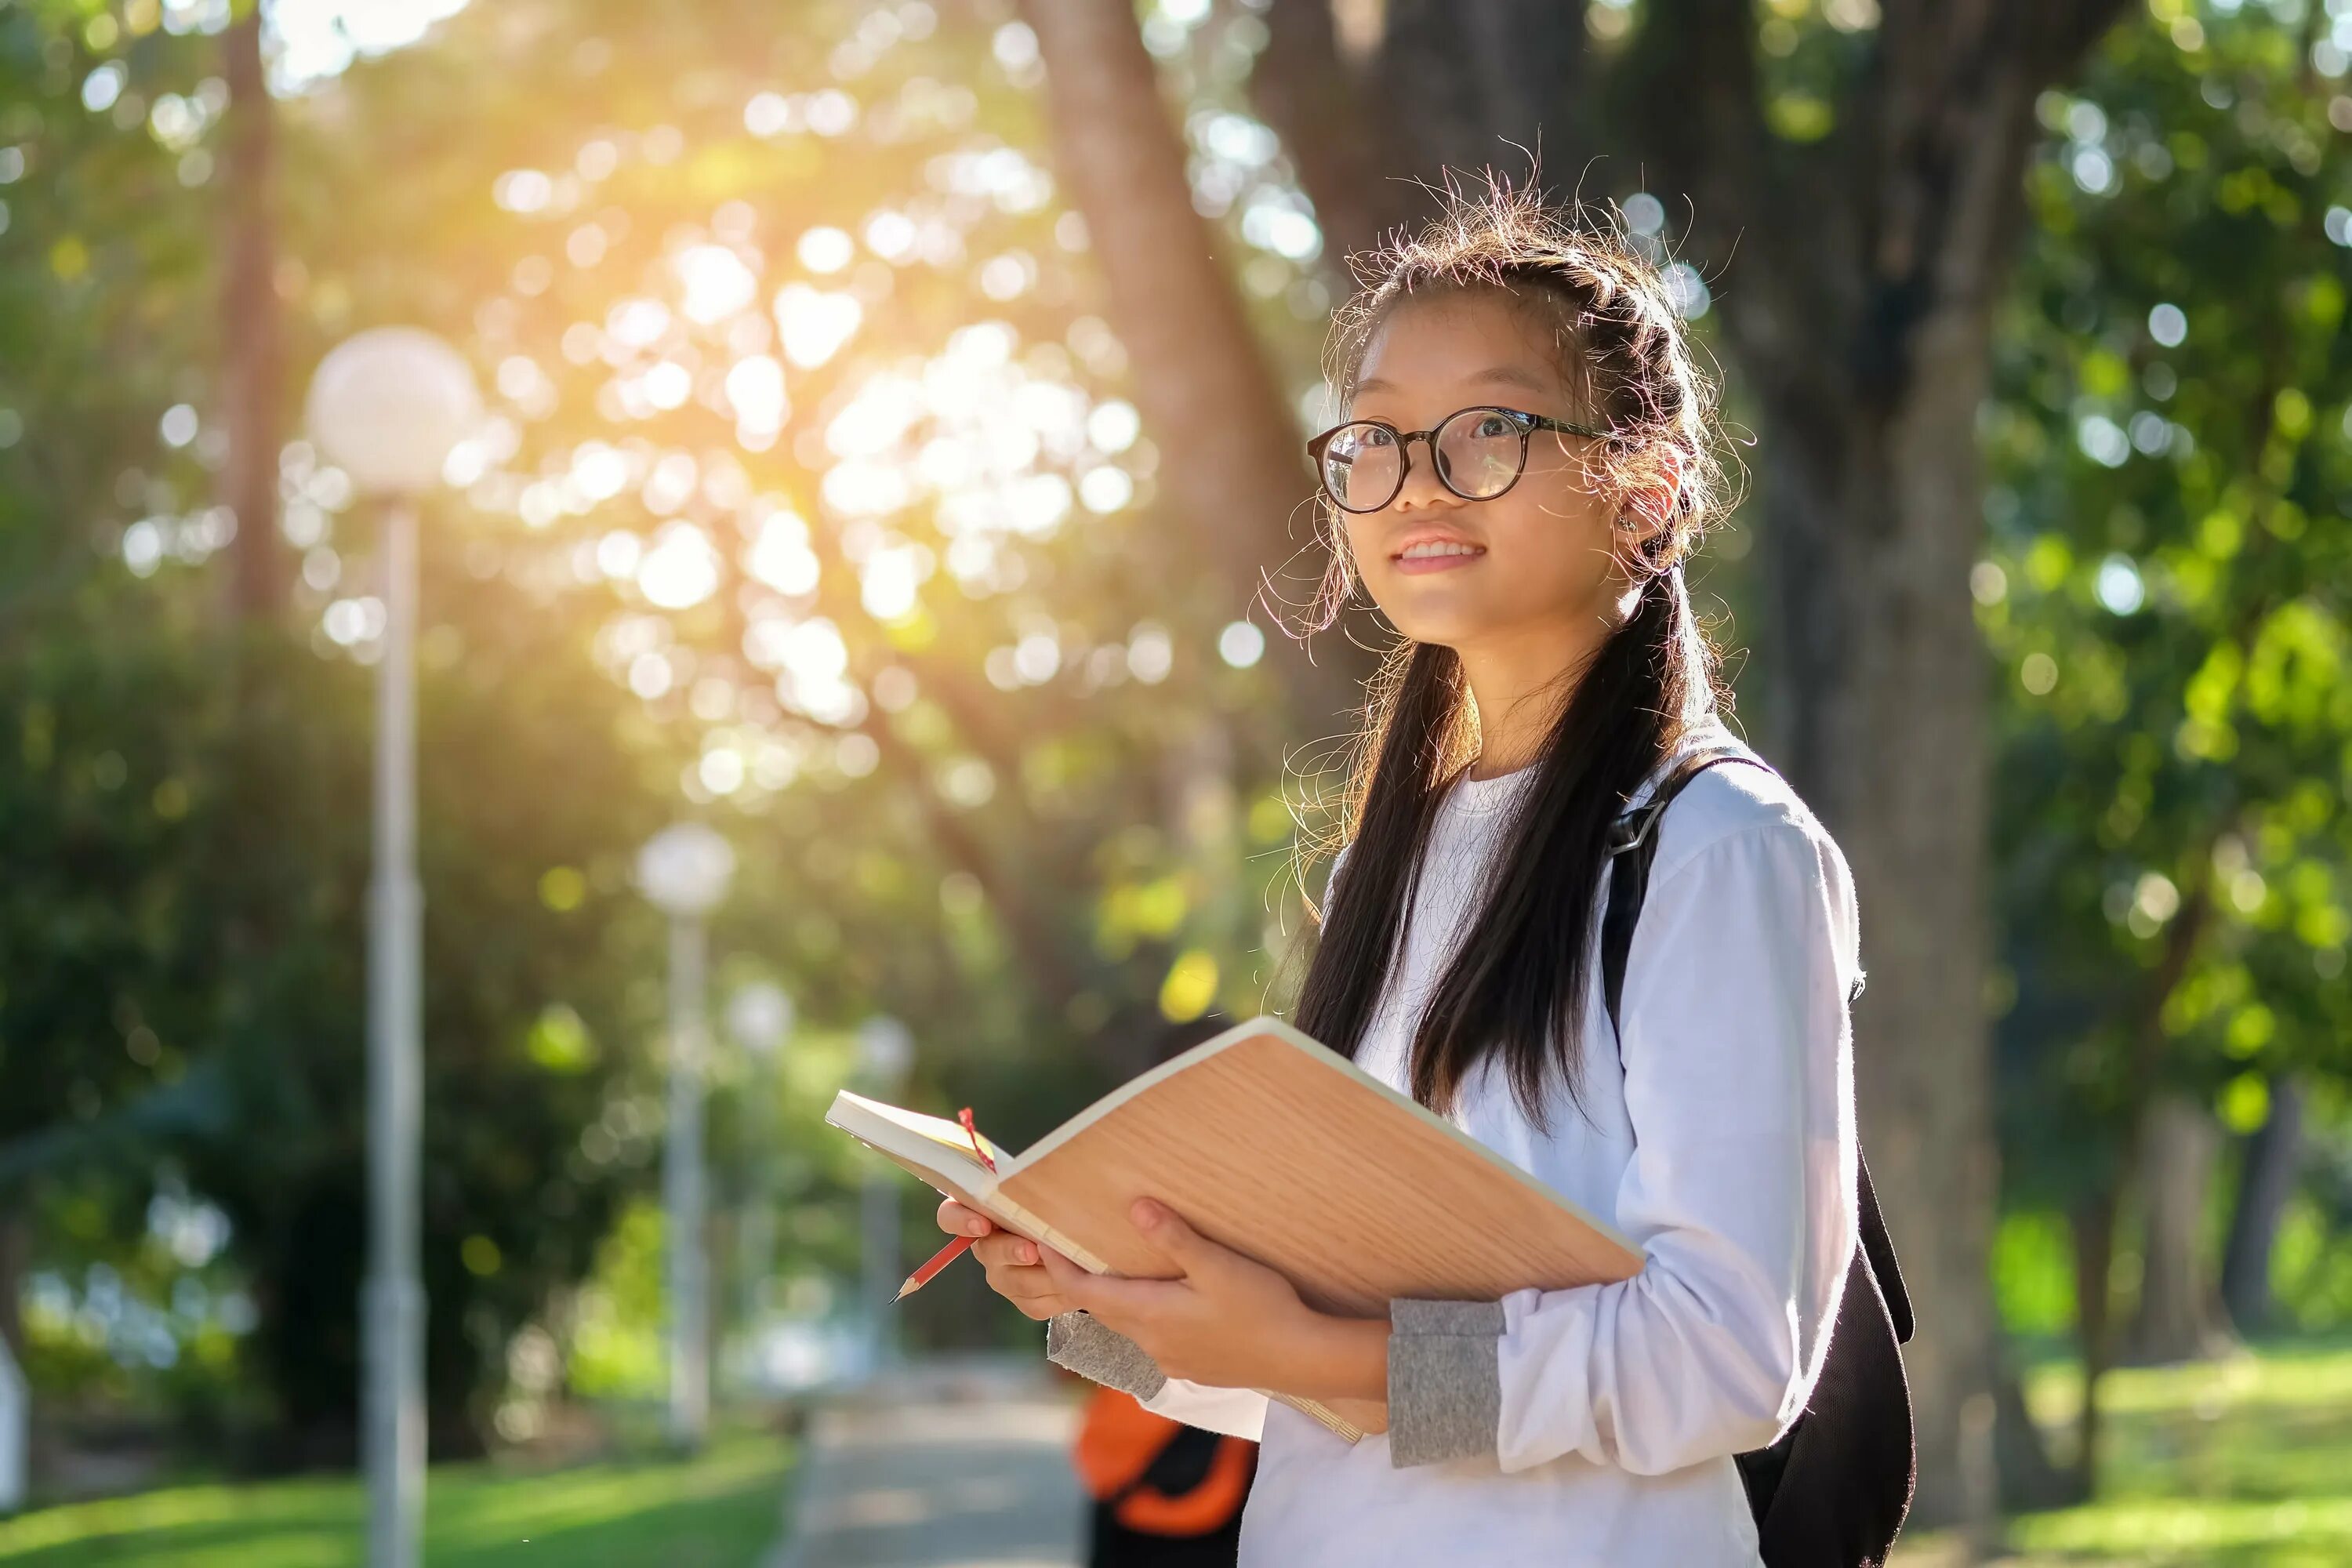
{"left": 936, "top": 1198, "right": 1077, "bottom": 1321}
{"left": 1034, "top": 1197, "right": 1350, "bottom": 1395}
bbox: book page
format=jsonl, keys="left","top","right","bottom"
{"left": 840, "top": 1095, "right": 1003, "bottom": 1174}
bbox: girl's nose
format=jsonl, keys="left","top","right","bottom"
{"left": 1391, "top": 433, "right": 1458, "bottom": 511}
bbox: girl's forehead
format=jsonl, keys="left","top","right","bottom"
{"left": 1355, "top": 292, "right": 1577, "bottom": 404}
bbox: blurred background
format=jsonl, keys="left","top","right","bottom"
{"left": 1, "top": 1, "right": 2349, "bottom": 1564}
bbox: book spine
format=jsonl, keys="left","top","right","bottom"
{"left": 1265, "top": 1392, "right": 1365, "bottom": 1443}
{"left": 985, "top": 1190, "right": 1109, "bottom": 1276}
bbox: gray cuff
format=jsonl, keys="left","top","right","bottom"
{"left": 1385, "top": 1298, "right": 1504, "bottom": 1468}
{"left": 1045, "top": 1311, "right": 1167, "bottom": 1401}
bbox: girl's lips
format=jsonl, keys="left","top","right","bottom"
{"left": 1392, "top": 547, "right": 1486, "bottom": 575}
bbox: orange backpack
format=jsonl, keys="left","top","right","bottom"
{"left": 1073, "top": 1385, "right": 1255, "bottom": 1537}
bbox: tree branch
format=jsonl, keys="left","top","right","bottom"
{"left": 1022, "top": 0, "right": 1368, "bottom": 725}
{"left": 221, "top": 5, "right": 285, "bottom": 622}
{"left": 1249, "top": 0, "right": 1393, "bottom": 267}
{"left": 1618, "top": 0, "right": 1771, "bottom": 256}
{"left": 1372, "top": 1, "right": 1597, "bottom": 207}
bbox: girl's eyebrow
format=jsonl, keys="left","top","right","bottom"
{"left": 1356, "top": 366, "right": 1554, "bottom": 397}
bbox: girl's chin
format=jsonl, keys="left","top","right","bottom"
{"left": 1377, "top": 604, "right": 1497, "bottom": 647}
{"left": 1374, "top": 587, "right": 1608, "bottom": 649}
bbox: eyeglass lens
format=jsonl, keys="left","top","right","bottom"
{"left": 1319, "top": 410, "right": 1530, "bottom": 511}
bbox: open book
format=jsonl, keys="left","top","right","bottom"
{"left": 826, "top": 1014, "right": 1643, "bottom": 1444}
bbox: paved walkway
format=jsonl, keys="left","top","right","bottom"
{"left": 770, "top": 1357, "right": 1086, "bottom": 1568}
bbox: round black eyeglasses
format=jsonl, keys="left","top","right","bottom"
{"left": 1305, "top": 405, "right": 1606, "bottom": 514}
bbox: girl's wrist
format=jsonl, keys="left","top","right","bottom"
{"left": 1281, "top": 1308, "right": 1391, "bottom": 1404}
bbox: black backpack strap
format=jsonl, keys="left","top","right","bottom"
{"left": 1597, "top": 745, "right": 1916, "bottom": 1565}
{"left": 1854, "top": 1152, "right": 1911, "bottom": 1345}
{"left": 1599, "top": 745, "right": 1766, "bottom": 1049}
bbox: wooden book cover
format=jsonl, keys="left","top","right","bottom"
{"left": 826, "top": 1014, "right": 1642, "bottom": 1443}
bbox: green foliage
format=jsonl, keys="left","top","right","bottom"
{"left": 0, "top": 548, "right": 691, "bottom": 1448}
{"left": 1993, "top": 1210, "right": 2081, "bottom": 1338}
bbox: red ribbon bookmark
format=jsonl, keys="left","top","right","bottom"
{"left": 895, "top": 1108, "right": 996, "bottom": 1302}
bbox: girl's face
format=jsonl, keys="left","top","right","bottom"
{"left": 1340, "top": 292, "right": 1632, "bottom": 652}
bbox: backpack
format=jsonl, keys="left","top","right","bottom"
{"left": 1599, "top": 746, "right": 1916, "bottom": 1568}
{"left": 1073, "top": 1385, "right": 1255, "bottom": 1539}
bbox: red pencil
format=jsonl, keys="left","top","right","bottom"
{"left": 895, "top": 1232, "right": 975, "bottom": 1301}
{"left": 893, "top": 1106, "right": 997, "bottom": 1303}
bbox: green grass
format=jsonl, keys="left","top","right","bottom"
{"left": 0, "top": 1430, "right": 793, "bottom": 1568}
{"left": 1896, "top": 1336, "right": 2352, "bottom": 1566}
{"left": 12, "top": 1340, "right": 2347, "bottom": 1567}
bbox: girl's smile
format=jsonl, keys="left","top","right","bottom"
{"left": 1392, "top": 530, "right": 1489, "bottom": 572}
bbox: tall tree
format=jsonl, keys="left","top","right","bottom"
{"left": 220, "top": 2, "right": 284, "bottom": 619}
{"left": 1030, "top": 0, "right": 2142, "bottom": 1527}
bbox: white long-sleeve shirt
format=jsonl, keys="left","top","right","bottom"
{"left": 1058, "top": 718, "right": 1861, "bottom": 1566}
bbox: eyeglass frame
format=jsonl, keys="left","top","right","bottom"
{"left": 1304, "top": 405, "right": 1609, "bottom": 514}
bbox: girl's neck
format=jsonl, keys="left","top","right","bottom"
{"left": 1456, "top": 591, "right": 1631, "bottom": 779}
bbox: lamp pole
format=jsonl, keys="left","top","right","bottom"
{"left": 365, "top": 488, "right": 424, "bottom": 1568}
{"left": 727, "top": 982, "right": 793, "bottom": 1388}
{"left": 855, "top": 1014, "right": 913, "bottom": 1372}
{"left": 307, "top": 328, "right": 479, "bottom": 1568}
{"left": 637, "top": 824, "right": 736, "bottom": 1450}
{"left": 0, "top": 1332, "right": 24, "bottom": 1513}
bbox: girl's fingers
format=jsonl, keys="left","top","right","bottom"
{"left": 936, "top": 1198, "right": 996, "bottom": 1238}
{"left": 973, "top": 1232, "right": 1040, "bottom": 1269}
{"left": 978, "top": 1256, "right": 1069, "bottom": 1319}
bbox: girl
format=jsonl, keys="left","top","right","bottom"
{"left": 937, "top": 187, "right": 1862, "bottom": 1566}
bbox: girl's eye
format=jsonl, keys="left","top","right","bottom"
{"left": 1471, "top": 413, "right": 1515, "bottom": 438}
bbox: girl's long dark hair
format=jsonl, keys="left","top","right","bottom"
{"left": 1289, "top": 183, "right": 1739, "bottom": 1131}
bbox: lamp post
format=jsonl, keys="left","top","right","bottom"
{"left": 307, "top": 328, "right": 480, "bottom": 1568}
{"left": 637, "top": 823, "right": 737, "bottom": 1450}
{"left": 855, "top": 1014, "right": 914, "bottom": 1371}
{"left": 0, "top": 1332, "right": 24, "bottom": 1513}
{"left": 726, "top": 982, "right": 793, "bottom": 1381}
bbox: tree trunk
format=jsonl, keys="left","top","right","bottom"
{"left": 1250, "top": 0, "right": 1393, "bottom": 267}
{"left": 2068, "top": 1181, "right": 2119, "bottom": 1497}
{"left": 1780, "top": 326, "right": 2009, "bottom": 1531}
{"left": 0, "top": 1207, "right": 27, "bottom": 1367}
{"left": 1366, "top": 1, "right": 1592, "bottom": 215}
{"left": 1622, "top": 0, "right": 2133, "bottom": 1526}
{"left": 2124, "top": 1093, "right": 2234, "bottom": 1366}
{"left": 2220, "top": 1075, "right": 2303, "bottom": 1335}
{"left": 222, "top": 5, "right": 285, "bottom": 621}
{"left": 1993, "top": 1352, "right": 2079, "bottom": 1512}
{"left": 1019, "top": 0, "right": 1368, "bottom": 732}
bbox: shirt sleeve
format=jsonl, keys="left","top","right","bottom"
{"left": 1386, "top": 819, "right": 1860, "bottom": 1475}
{"left": 1044, "top": 1312, "right": 1269, "bottom": 1440}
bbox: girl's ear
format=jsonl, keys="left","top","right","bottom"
{"left": 1616, "top": 445, "right": 1685, "bottom": 557}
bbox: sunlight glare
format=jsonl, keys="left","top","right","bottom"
{"left": 570, "top": 441, "right": 631, "bottom": 502}
{"left": 746, "top": 511, "right": 822, "bottom": 596}
{"left": 724, "top": 354, "right": 789, "bottom": 433}
{"left": 607, "top": 297, "right": 673, "bottom": 350}
{"left": 776, "top": 285, "right": 863, "bottom": 368}
{"left": 637, "top": 523, "right": 720, "bottom": 610}
{"left": 677, "top": 245, "right": 760, "bottom": 325}
{"left": 797, "top": 227, "right": 855, "bottom": 274}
